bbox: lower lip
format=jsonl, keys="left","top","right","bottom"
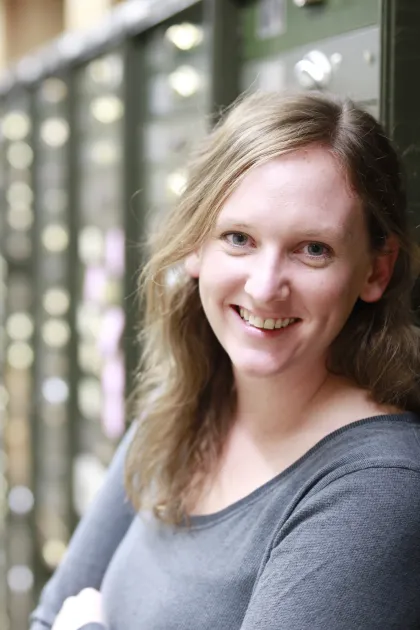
{"left": 230, "top": 307, "right": 300, "bottom": 337}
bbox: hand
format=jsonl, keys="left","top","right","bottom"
{"left": 52, "top": 588, "right": 105, "bottom": 630}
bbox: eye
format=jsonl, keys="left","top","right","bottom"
{"left": 305, "top": 242, "right": 330, "bottom": 258}
{"left": 297, "top": 242, "right": 333, "bottom": 265}
{"left": 221, "top": 232, "right": 252, "bottom": 248}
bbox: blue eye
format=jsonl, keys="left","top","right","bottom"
{"left": 223, "top": 232, "right": 250, "bottom": 247}
{"left": 305, "top": 242, "right": 330, "bottom": 258}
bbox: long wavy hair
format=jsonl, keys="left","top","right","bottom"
{"left": 126, "top": 91, "right": 420, "bottom": 523}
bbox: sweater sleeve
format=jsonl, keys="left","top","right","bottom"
{"left": 240, "top": 467, "right": 420, "bottom": 630}
{"left": 29, "top": 422, "right": 138, "bottom": 630}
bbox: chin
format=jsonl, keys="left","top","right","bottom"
{"left": 230, "top": 354, "right": 290, "bottom": 379}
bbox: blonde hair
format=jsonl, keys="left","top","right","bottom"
{"left": 126, "top": 91, "right": 420, "bottom": 523}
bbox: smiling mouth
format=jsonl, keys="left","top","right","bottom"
{"left": 232, "top": 306, "right": 300, "bottom": 330}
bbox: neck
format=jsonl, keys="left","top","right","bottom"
{"left": 232, "top": 359, "right": 334, "bottom": 440}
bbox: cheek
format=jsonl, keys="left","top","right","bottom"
{"left": 305, "top": 268, "right": 361, "bottom": 317}
{"left": 199, "top": 253, "right": 244, "bottom": 302}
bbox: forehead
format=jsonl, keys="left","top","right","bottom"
{"left": 217, "top": 146, "right": 363, "bottom": 238}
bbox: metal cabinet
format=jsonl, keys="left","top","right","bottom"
{"left": 32, "top": 75, "right": 73, "bottom": 585}
{"left": 73, "top": 51, "right": 127, "bottom": 516}
{"left": 142, "top": 3, "right": 208, "bottom": 235}
{"left": 241, "top": 0, "right": 381, "bottom": 117}
{"left": 0, "top": 0, "right": 420, "bottom": 624}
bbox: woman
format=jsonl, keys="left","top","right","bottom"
{"left": 32, "top": 91, "right": 420, "bottom": 630}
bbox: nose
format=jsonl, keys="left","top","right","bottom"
{"left": 244, "top": 257, "right": 291, "bottom": 304}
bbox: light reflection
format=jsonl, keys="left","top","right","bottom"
{"left": 168, "top": 65, "right": 201, "bottom": 97}
{"left": 7, "top": 342, "right": 34, "bottom": 369}
{"left": 6, "top": 181, "right": 33, "bottom": 206}
{"left": 7, "top": 142, "right": 34, "bottom": 169}
{"left": 2, "top": 111, "right": 31, "bottom": 141}
{"left": 77, "top": 304, "right": 102, "bottom": 339}
{"left": 40, "top": 118, "right": 70, "bottom": 147}
{"left": 105, "top": 228, "right": 125, "bottom": 276}
{"left": 165, "top": 23, "right": 203, "bottom": 50}
{"left": 6, "top": 312, "right": 34, "bottom": 341}
{"left": 98, "top": 308, "right": 125, "bottom": 356}
{"left": 102, "top": 394, "right": 125, "bottom": 439}
{"left": 88, "top": 55, "right": 123, "bottom": 86}
{"left": 7, "top": 566, "right": 34, "bottom": 593}
{"left": 90, "top": 96, "right": 124, "bottom": 124}
{"left": 43, "top": 288, "right": 70, "bottom": 316}
{"left": 42, "top": 319, "right": 70, "bottom": 348}
{"left": 42, "top": 539, "right": 67, "bottom": 569}
{"left": 166, "top": 170, "right": 187, "bottom": 197}
{"left": 78, "top": 226, "right": 104, "bottom": 265}
{"left": 7, "top": 205, "right": 34, "bottom": 231}
{"left": 78, "top": 342, "right": 102, "bottom": 376}
{"left": 102, "top": 356, "right": 124, "bottom": 393}
{"left": 83, "top": 267, "right": 107, "bottom": 304}
{"left": 42, "top": 377, "right": 69, "bottom": 405}
{"left": 8, "top": 486, "right": 34, "bottom": 515}
{"left": 42, "top": 224, "right": 69, "bottom": 252}
{"left": 90, "top": 140, "right": 120, "bottom": 166}
{"left": 104, "top": 279, "right": 123, "bottom": 304}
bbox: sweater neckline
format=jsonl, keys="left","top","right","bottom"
{"left": 185, "top": 412, "right": 419, "bottom": 528}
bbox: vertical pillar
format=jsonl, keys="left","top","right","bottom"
{"left": 380, "top": 0, "right": 420, "bottom": 312}
{"left": 380, "top": 0, "right": 420, "bottom": 239}
{"left": 206, "top": 0, "right": 241, "bottom": 122}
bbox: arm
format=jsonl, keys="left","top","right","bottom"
{"left": 30, "top": 423, "right": 137, "bottom": 630}
{"left": 240, "top": 467, "right": 420, "bottom": 630}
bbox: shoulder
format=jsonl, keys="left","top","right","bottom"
{"left": 288, "top": 412, "right": 420, "bottom": 529}
{"left": 278, "top": 413, "right": 420, "bottom": 531}
{"left": 315, "top": 412, "right": 420, "bottom": 476}
{"left": 275, "top": 464, "right": 420, "bottom": 556}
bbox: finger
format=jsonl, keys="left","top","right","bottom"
{"left": 52, "top": 597, "right": 77, "bottom": 630}
{"left": 77, "top": 587, "right": 104, "bottom": 620}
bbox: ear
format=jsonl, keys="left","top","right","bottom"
{"left": 359, "top": 235, "right": 399, "bottom": 303}
{"left": 184, "top": 251, "right": 201, "bottom": 278}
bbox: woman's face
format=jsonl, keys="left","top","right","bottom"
{"left": 186, "top": 145, "right": 394, "bottom": 379}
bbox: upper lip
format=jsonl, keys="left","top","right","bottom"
{"left": 234, "top": 305, "right": 298, "bottom": 320}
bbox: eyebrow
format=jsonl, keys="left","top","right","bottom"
{"left": 215, "top": 221, "right": 350, "bottom": 243}
{"left": 299, "top": 228, "right": 351, "bottom": 243}
{"left": 215, "top": 221, "right": 253, "bottom": 231}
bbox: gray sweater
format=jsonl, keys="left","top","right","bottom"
{"left": 30, "top": 413, "right": 420, "bottom": 630}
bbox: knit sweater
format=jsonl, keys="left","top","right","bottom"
{"left": 31, "top": 413, "right": 420, "bottom": 629}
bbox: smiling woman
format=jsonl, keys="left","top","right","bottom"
{"left": 31, "top": 92, "right": 420, "bottom": 630}
{"left": 185, "top": 145, "right": 384, "bottom": 381}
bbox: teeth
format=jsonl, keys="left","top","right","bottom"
{"left": 263, "top": 319, "right": 275, "bottom": 330}
{"left": 239, "top": 308, "right": 296, "bottom": 330}
{"left": 250, "top": 315, "right": 264, "bottom": 328}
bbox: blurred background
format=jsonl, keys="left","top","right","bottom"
{"left": 0, "top": 0, "right": 418, "bottom": 628}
